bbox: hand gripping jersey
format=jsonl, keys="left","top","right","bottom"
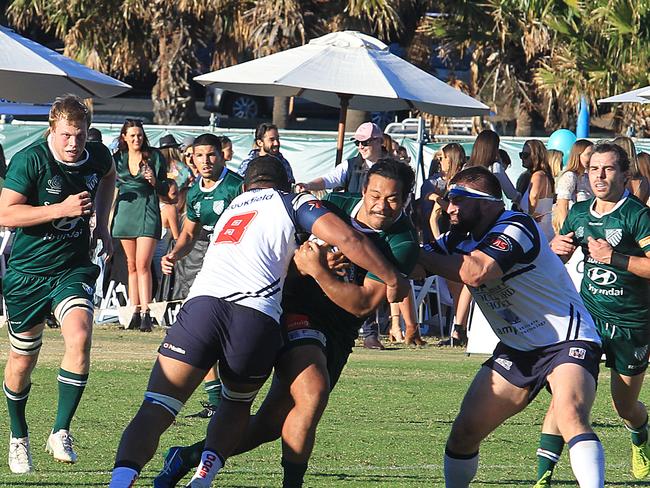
{"left": 561, "top": 191, "right": 650, "bottom": 328}
{"left": 426, "top": 210, "right": 601, "bottom": 351}
{"left": 187, "top": 188, "right": 329, "bottom": 322}
{"left": 4, "top": 139, "right": 113, "bottom": 275}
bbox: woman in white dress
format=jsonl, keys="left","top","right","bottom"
{"left": 553, "top": 139, "right": 594, "bottom": 232}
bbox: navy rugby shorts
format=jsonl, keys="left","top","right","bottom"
{"left": 158, "top": 296, "right": 284, "bottom": 384}
{"left": 483, "top": 339, "right": 601, "bottom": 402}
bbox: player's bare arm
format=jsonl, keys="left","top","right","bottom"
{"left": 587, "top": 236, "right": 650, "bottom": 279}
{"left": 92, "top": 165, "right": 117, "bottom": 259}
{"left": 294, "top": 241, "right": 386, "bottom": 317}
{"left": 310, "top": 212, "right": 410, "bottom": 302}
{"left": 161, "top": 219, "right": 201, "bottom": 274}
{"left": 550, "top": 232, "right": 577, "bottom": 262}
{"left": 419, "top": 247, "right": 503, "bottom": 287}
{"left": 0, "top": 187, "right": 92, "bottom": 228}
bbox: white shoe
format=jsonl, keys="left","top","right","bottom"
{"left": 8, "top": 436, "right": 33, "bottom": 474}
{"left": 46, "top": 429, "right": 77, "bottom": 463}
{"left": 185, "top": 479, "right": 211, "bottom": 487}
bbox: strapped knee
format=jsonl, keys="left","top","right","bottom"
{"left": 54, "top": 296, "right": 94, "bottom": 324}
{"left": 8, "top": 326, "right": 42, "bottom": 356}
{"left": 144, "top": 391, "right": 184, "bottom": 417}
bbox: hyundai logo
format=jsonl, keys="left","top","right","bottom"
{"left": 587, "top": 267, "right": 617, "bottom": 286}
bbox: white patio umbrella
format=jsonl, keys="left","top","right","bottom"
{"left": 598, "top": 85, "right": 650, "bottom": 104}
{"left": 0, "top": 25, "right": 130, "bottom": 103}
{"left": 195, "top": 31, "right": 489, "bottom": 164}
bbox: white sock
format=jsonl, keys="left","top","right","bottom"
{"left": 108, "top": 466, "right": 139, "bottom": 488}
{"left": 189, "top": 450, "right": 224, "bottom": 486}
{"left": 568, "top": 433, "right": 605, "bottom": 488}
{"left": 444, "top": 447, "right": 478, "bottom": 488}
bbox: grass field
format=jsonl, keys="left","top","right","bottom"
{"left": 0, "top": 326, "right": 648, "bottom": 487}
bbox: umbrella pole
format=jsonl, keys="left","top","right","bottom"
{"left": 336, "top": 94, "right": 351, "bottom": 166}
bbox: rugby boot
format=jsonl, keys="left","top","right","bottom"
{"left": 154, "top": 446, "right": 191, "bottom": 488}
{"left": 139, "top": 311, "right": 153, "bottom": 332}
{"left": 8, "top": 435, "right": 32, "bottom": 474}
{"left": 185, "top": 401, "right": 218, "bottom": 419}
{"left": 533, "top": 469, "right": 552, "bottom": 487}
{"left": 46, "top": 429, "right": 77, "bottom": 463}
{"left": 632, "top": 440, "right": 650, "bottom": 478}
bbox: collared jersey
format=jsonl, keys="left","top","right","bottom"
{"left": 187, "top": 189, "right": 330, "bottom": 321}
{"left": 561, "top": 191, "right": 650, "bottom": 328}
{"left": 185, "top": 167, "right": 243, "bottom": 233}
{"left": 427, "top": 210, "right": 601, "bottom": 351}
{"left": 4, "top": 139, "right": 112, "bottom": 275}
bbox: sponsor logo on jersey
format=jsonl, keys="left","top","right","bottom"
{"left": 605, "top": 228, "right": 622, "bottom": 246}
{"left": 193, "top": 202, "right": 201, "bottom": 217}
{"left": 488, "top": 235, "right": 512, "bottom": 252}
{"left": 162, "top": 342, "right": 186, "bottom": 355}
{"left": 213, "top": 200, "right": 225, "bottom": 215}
{"left": 568, "top": 347, "right": 586, "bottom": 360}
{"left": 634, "top": 345, "right": 649, "bottom": 362}
{"left": 46, "top": 175, "right": 63, "bottom": 194}
{"left": 575, "top": 226, "right": 584, "bottom": 239}
{"left": 587, "top": 267, "right": 617, "bottom": 286}
{"left": 81, "top": 283, "right": 95, "bottom": 296}
{"left": 52, "top": 216, "right": 83, "bottom": 232}
{"left": 84, "top": 173, "right": 99, "bottom": 191}
{"left": 495, "top": 357, "right": 512, "bottom": 370}
{"left": 639, "top": 235, "right": 650, "bottom": 248}
{"left": 586, "top": 282, "right": 623, "bottom": 296}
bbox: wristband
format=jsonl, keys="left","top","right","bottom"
{"left": 611, "top": 252, "right": 630, "bottom": 270}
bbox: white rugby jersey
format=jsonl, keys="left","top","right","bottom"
{"left": 426, "top": 210, "right": 601, "bottom": 351}
{"left": 187, "top": 188, "right": 329, "bottom": 322}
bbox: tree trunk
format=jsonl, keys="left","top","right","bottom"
{"left": 345, "top": 109, "right": 368, "bottom": 132}
{"left": 515, "top": 108, "right": 533, "bottom": 137}
{"left": 273, "top": 96, "right": 290, "bottom": 129}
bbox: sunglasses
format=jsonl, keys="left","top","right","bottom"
{"left": 184, "top": 153, "right": 193, "bottom": 158}
{"left": 519, "top": 151, "right": 530, "bottom": 159}
{"left": 355, "top": 138, "right": 376, "bottom": 147}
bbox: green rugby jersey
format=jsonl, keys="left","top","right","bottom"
{"left": 185, "top": 167, "right": 243, "bottom": 233}
{"left": 561, "top": 191, "right": 650, "bottom": 327}
{"left": 4, "top": 139, "right": 113, "bottom": 275}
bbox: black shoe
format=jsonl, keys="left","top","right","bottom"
{"left": 127, "top": 312, "right": 141, "bottom": 330}
{"left": 185, "top": 401, "right": 218, "bottom": 419}
{"left": 363, "top": 335, "right": 385, "bottom": 350}
{"left": 45, "top": 313, "right": 60, "bottom": 329}
{"left": 139, "top": 312, "right": 153, "bottom": 332}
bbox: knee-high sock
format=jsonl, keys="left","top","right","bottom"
{"left": 625, "top": 415, "right": 649, "bottom": 447}
{"left": 53, "top": 368, "right": 88, "bottom": 431}
{"left": 568, "top": 433, "right": 605, "bottom": 488}
{"left": 4, "top": 383, "right": 31, "bottom": 438}
{"left": 282, "top": 457, "right": 308, "bottom": 488}
{"left": 444, "top": 446, "right": 478, "bottom": 488}
{"left": 536, "top": 433, "right": 564, "bottom": 479}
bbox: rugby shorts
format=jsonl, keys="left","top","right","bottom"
{"left": 483, "top": 339, "right": 601, "bottom": 402}
{"left": 595, "top": 317, "right": 650, "bottom": 376}
{"left": 159, "top": 296, "right": 283, "bottom": 384}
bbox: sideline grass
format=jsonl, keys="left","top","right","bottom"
{"left": 0, "top": 326, "right": 647, "bottom": 487}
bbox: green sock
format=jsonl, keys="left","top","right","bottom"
{"left": 4, "top": 383, "right": 31, "bottom": 438}
{"left": 204, "top": 379, "right": 222, "bottom": 406}
{"left": 536, "top": 433, "right": 564, "bottom": 480}
{"left": 180, "top": 438, "right": 205, "bottom": 469}
{"left": 627, "top": 416, "right": 649, "bottom": 447}
{"left": 52, "top": 369, "right": 88, "bottom": 432}
{"left": 282, "top": 457, "right": 308, "bottom": 488}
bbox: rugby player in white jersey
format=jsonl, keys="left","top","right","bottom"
{"left": 108, "top": 156, "right": 410, "bottom": 488}
{"left": 419, "top": 166, "right": 605, "bottom": 488}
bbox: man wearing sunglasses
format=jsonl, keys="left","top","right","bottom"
{"left": 295, "top": 122, "right": 384, "bottom": 194}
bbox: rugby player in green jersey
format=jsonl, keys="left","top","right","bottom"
{"left": 153, "top": 158, "right": 419, "bottom": 488}
{"left": 534, "top": 142, "right": 650, "bottom": 486}
{"left": 161, "top": 133, "right": 243, "bottom": 418}
{"left": 0, "top": 95, "right": 116, "bottom": 473}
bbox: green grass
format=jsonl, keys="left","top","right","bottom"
{"left": 0, "top": 326, "right": 647, "bottom": 487}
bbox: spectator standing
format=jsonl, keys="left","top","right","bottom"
{"left": 153, "top": 180, "right": 180, "bottom": 299}
{"left": 468, "top": 129, "right": 522, "bottom": 208}
{"left": 295, "top": 122, "right": 384, "bottom": 194}
{"left": 637, "top": 152, "right": 650, "bottom": 205}
{"left": 159, "top": 134, "right": 192, "bottom": 213}
{"left": 613, "top": 136, "right": 650, "bottom": 203}
{"left": 553, "top": 139, "right": 594, "bottom": 232}
{"left": 520, "top": 140, "right": 555, "bottom": 240}
{"left": 111, "top": 119, "right": 169, "bottom": 332}
{"left": 548, "top": 149, "right": 564, "bottom": 180}
{"left": 237, "top": 123, "right": 294, "bottom": 184}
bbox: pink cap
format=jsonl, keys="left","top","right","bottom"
{"left": 353, "top": 122, "right": 382, "bottom": 142}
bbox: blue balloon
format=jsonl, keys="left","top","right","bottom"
{"left": 547, "top": 129, "right": 577, "bottom": 166}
